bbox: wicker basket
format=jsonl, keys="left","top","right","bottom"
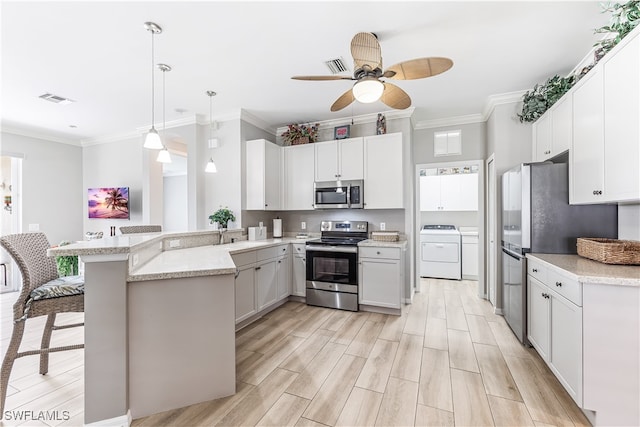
{"left": 577, "top": 238, "right": 640, "bottom": 265}
{"left": 371, "top": 231, "right": 400, "bottom": 242}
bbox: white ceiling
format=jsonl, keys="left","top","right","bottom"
{"left": 1, "top": 1, "right": 608, "bottom": 143}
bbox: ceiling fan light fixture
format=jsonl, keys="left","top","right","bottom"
{"left": 353, "top": 78, "right": 384, "bottom": 103}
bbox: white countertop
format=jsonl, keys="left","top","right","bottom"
{"left": 359, "top": 239, "right": 407, "bottom": 248}
{"left": 528, "top": 253, "right": 640, "bottom": 287}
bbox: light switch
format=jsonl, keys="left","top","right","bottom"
{"left": 301, "top": 222, "right": 306, "bottom": 230}
{"left": 380, "top": 222, "right": 386, "bottom": 231}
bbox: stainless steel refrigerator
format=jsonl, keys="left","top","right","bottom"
{"left": 501, "top": 162, "right": 618, "bottom": 344}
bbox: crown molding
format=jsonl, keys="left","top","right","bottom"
{"left": 1, "top": 125, "right": 81, "bottom": 146}
{"left": 413, "top": 113, "right": 484, "bottom": 130}
{"left": 82, "top": 115, "right": 200, "bottom": 146}
{"left": 241, "top": 109, "right": 276, "bottom": 135}
{"left": 482, "top": 90, "right": 525, "bottom": 120}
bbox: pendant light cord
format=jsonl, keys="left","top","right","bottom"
{"left": 162, "top": 65, "right": 165, "bottom": 138}
{"left": 151, "top": 30, "right": 155, "bottom": 127}
{"left": 209, "top": 93, "right": 213, "bottom": 140}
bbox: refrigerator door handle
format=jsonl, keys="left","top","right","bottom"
{"left": 502, "top": 247, "right": 524, "bottom": 260}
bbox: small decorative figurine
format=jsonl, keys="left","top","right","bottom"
{"left": 376, "top": 113, "right": 386, "bottom": 135}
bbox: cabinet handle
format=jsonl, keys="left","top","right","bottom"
{"left": 555, "top": 281, "right": 562, "bottom": 287}
{"left": 234, "top": 268, "right": 240, "bottom": 279}
{"left": 255, "top": 266, "right": 261, "bottom": 271}
{"left": 532, "top": 268, "right": 538, "bottom": 273}
{"left": 278, "top": 260, "right": 281, "bottom": 264}
{"left": 545, "top": 150, "right": 551, "bottom": 155}
{"left": 592, "top": 190, "right": 603, "bottom": 195}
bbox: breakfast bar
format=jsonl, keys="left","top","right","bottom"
{"left": 47, "top": 231, "right": 301, "bottom": 426}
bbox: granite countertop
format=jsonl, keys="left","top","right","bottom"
{"left": 359, "top": 239, "right": 408, "bottom": 248}
{"left": 528, "top": 253, "right": 640, "bottom": 287}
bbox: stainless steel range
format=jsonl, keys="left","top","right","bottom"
{"left": 305, "top": 220, "right": 368, "bottom": 311}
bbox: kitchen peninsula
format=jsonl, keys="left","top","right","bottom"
{"left": 47, "top": 230, "right": 307, "bottom": 426}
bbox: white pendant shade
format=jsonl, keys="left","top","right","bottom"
{"left": 352, "top": 78, "right": 384, "bottom": 103}
{"left": 144, "top": 127, "right": 163, "bottom": 149}
{"left": 156, "top": 147, "right": 171, "bottom": 163}
{"left": 205, "top": 158, "right": 217, "bottom": 173}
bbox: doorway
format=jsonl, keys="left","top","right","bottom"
{"left": 1, "top": 155, "right": 23, "bottom": 293}
{"left": 162, "top": 152, "right": 188, "bottom": 232}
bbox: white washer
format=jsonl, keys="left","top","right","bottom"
{"left": 420, "top": 225, "right": 462, "bottom": 280}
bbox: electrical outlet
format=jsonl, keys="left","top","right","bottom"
{"left": 301, "top": 222, "right": 306, "bottom": 230}
{"left": 169, "top": 239, "right": 181, "bottom": 248}
{"left": 28, "top": 224, "right": 39, "bottom": 231}
{"left": 380, "top": 222, "right": 386, "bottom": 231}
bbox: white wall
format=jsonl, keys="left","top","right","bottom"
{"left": 1, "top": 157, "right": 12, "bottom": 236}
{"left": 1, "top": 132, "right": 83, "bottom": 244}
{"left": 163, "top": 175, "right": 188, "bottom": 232}
{"left": 82, "top": 136, "right": 145, "bottom": 235}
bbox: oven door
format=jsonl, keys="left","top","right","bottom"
{"left": 305, "top": 245, "right": 359, "bottom": 311}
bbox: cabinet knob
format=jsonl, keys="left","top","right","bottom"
{"left": 555, "top": 281, "right": 562, "bottom": 287}
{"left": 532, "top": 268, "right": 538, "bottom": 273}
{"left": 255, "top": 266, "right": 261, "bottom": 271}
{"left": 278, "top": 260, "right": 281, "bottom": 264}
{"left": 377, "top": 251, "right": 381, "bottom": 255}
{"left": 282, "top": 248, "right": 286, "bottom": 251}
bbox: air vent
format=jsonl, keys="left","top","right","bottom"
{"left": 38, "top": 93, "right": 75, "bottom": 105}
{"left": 324, "top": 57, "right": 349, "bottom": 74}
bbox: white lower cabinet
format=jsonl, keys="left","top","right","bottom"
{"left": 234, "top": 264, "right": 257, "bottom": 324}
{"left": 256, "top": 260, "right": 277, "bottom": 311}
{"left": 359, "top": 245, "right": 404, "bottom": 310}
{"left": 527, "top": 258, "right": 583, "bottom": 406}
{"left": 292, "top": 253, "right": 306, "bottom": 297}
{"left": 276, "top": 254, "right": 291, "bottom": 300}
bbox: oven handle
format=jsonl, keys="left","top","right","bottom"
{"left": 306, "top": 245, "right": 358, "bottom": 254}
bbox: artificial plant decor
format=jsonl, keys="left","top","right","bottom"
{"left": 281, "top": 123, "right": 320, "bottom": 145}
{"left": 209, "top": 206, "right": 235, "bottom": 229}
{"left": 518, "top": 74, "right": 576, "bottom": 123}
{"left": 594, "top": 1, "right": 640, "bottom": 57}
{"left": 56, "top": 241, "right": 78, "bottom": 277}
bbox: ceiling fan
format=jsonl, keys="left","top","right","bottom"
{"left": 292, "top": 32, "right": 453, "bottom": 112}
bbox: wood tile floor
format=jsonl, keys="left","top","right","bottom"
{"left": 1, "top": 279, "right": 592, "bottom": 426}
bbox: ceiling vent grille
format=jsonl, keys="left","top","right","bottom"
{"left": 38, "top": 93, "right": 75, "bottom": 105}
{"left": 324, "top": 57, "right": 349, "bottom": 74}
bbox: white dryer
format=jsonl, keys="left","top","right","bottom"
{"left": 420, "top": 225, "right": 462, "bottom": 280}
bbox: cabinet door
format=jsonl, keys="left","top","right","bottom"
{"left": 571, "top": 70, "right": 605, "bottom": 204}
{"left": 462, "top": 238, "right": 478, "bottom": 278}
{"left": 338, "top": 137, "right": 364, "bottom": 180}
{"left": 534, "top": 113, "right": 552, "bottom": 161}
{"left": 551, "top": 96, "right": 572, "bottom": 157}
{"left": 276, "top": 254, "right": 291, "bottom": 300}
{"left": 256, "top": 260, "right": 277, "bottom": 311}
{"left": 528, "top": 276, "right": 550, "bottom": 360}
{"left": 549, "top": 291, "right": 583, "bottom": 406}
{"left": 245, "top": 140, "right": 266, "bottom": 210}
{"left": 604, "top": 34, "right": 640, "bottom": 202}
{"left": 420, "top": 174, "right": 441, "bottom": 211}
{"left": 440, "top": 174, "right": 464, "bottom": 210}
{"left": 264, "top": 141, "right": 282, "bottom": 210}
{"left": 315, "top": 141, "right": 338, "bottom": 181}
{"left": 364, "top": 133, "right": 403, "bottom": 209}
{"left": 235, "top": 265, "right": 256, "bottom": 324}
{"left": 359, "top": 257, "right": 401, "bottom": 309}
{"left": 458, "top": 173, "right": 479, "bottom": 211}
{"left": 292, "top": 255, "right": 306, "bottom": 297}
{"left": 284, "top": 144, "right": 315, "bottom": 210}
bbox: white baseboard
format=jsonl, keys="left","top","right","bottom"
{"left": 494, "top": 307, "right": 504, "bottom": 315}
{"left": 85, "top": 410, "right": 131, "bottom": 427}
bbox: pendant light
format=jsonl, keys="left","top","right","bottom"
{"left": 156, "top": 63, "right": 172, "bottom": 163}
{"left": 205, "top": 90, "right": 217, "bottom": 173}
{"left": 143, "top": 22, "right": 164, "bottom": 149}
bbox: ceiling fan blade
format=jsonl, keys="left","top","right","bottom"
{"left": 386, "top": 57, "right": 453, "bottom": 80}
{"left": 381, "top": 82, "right": 411, "bottom": 110}
{"left": 351, "top": 32, "right": 382, "bottom": 70}
{"left": 292, "top": 75, "right": 354, "bottom": 81}
{"left": 331, "top": 89, "right": 355, "bottom": 112}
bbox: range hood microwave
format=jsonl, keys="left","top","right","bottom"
{"left": 313, "top": 180, "right": 363, "bottom": 209}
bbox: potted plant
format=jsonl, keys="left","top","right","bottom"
{"left": 281, "top": 123, "right": 320, "bottom": 145}
{"left": 594, "top": 1, "right": 640, "bottom": 58}
{"left": 56, "top": 241, "right": 78, "bottom": 277}
{"left": 208, "top": 206, "right": 236, "bottom": 230}
{"left": 518, "top": 74, "right": 576, "bottom": 123}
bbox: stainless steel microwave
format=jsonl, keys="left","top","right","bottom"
{"left": 313, "top": 180, "right": 364, "bottom": 209}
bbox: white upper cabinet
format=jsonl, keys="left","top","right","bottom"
{"left": 245, "top": 139, "right": 282, "bottom": 210}
{"left": 533, "top": 96, "right": 572, "bottom": 162}
{"left": 420, "top": 171, "right": 478, "bottom": 211}
{"left": 603, "top": 32, "right": 640, "bottom": 202}
{"left": 284, "top": 144, "right": 315, "bottom": 210}
{"left": 570, "top": 30, "right": 640, "bottom": 204}
{"left": 364, "top": 132, "right": 403, "bottom": 209}
{"left": 314, "top": 137, "right": 363, "bottom": 182}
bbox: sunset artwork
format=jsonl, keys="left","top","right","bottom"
{"left": 88, "top": 187, "right": 129, "bottom": 219}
